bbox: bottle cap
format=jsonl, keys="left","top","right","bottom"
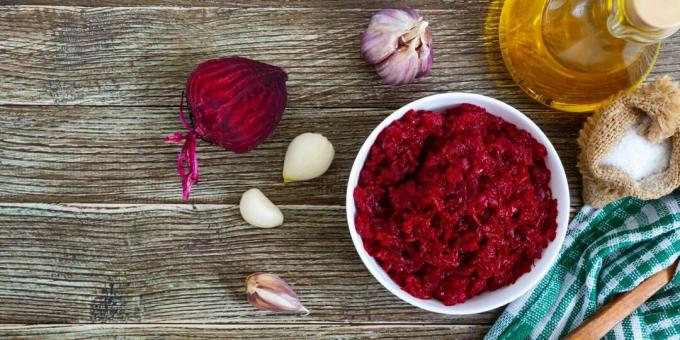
{"left": 626, "top": 0, "right": 680, "bottom": 31}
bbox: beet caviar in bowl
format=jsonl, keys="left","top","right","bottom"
{"left": 346, "top": 93, "right": 569, "bottom": 314}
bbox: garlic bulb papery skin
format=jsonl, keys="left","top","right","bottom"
{"left": 246, "top": 273, "right": 310, "bottom": 314}
{"left": 239, "top": 188, "right": 284, "bottom": 228}
{"left": 283, "top": 133, "right": 335, "bottom": 183}
{"left": 361, "top": 8, "right": 433, "bottom": 86}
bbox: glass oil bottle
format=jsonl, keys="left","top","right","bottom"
{"left": 499, "top": 0, "right": 680, "bottom": 112}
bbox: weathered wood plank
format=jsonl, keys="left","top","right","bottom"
{"left": 0, "top": 324, "right": 491, "bottom": 339}
{"left": 0, "top": 105, "right": 585, "bottom": 206}
{"left": 2, "top": 0, "right": 463, "bottom": 8}
{"left": 0, "top": 203, "right": 502, "bottom": 324}
{"left": 0, "top": 5, "right": 504, "bottom": 107}
{"left": 0, "top": 5, "right": 676, "bottom": 108}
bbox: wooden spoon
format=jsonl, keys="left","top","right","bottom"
{"left": 564, "top": 259, "right": 678, "bottom": 340}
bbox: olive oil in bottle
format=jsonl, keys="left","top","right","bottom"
{"left": 499, "top": 0, "right": 680, "bottom": 112}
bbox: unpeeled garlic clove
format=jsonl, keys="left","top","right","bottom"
{"left": 375, "top": 44, "right": 421, "bottom": 87}
{"left": 361, "top": 8, "right": 433, "bottom": 86}
{"left": 283, "top": 133, "right": 335, "bottom": 183}
{"left": 246, "top": 273, "right": 309, "bottom": 314}
{"left": 416, "top": 27, "right": 433, "bottom": 77}
{"left": 239, "top": 188, "right": 284, "bottom": 228}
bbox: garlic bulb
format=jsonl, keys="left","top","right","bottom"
{"left": 361, "top": 8, "right": 433, "bottom": 86}
{"left": 239, "top": 188, "right": 284, "bottom": 228}
{"left": 246, "top": 272, "right": 309, "bottom": 314}
{"left": 283, "top": 133, "right": 335, "bottom": 182}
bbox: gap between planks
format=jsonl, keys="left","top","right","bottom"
{"left": 0, "top": 323, "right": 489, "bottom": 328}
{"left": 0, "top": 6, "right": 475, "bottom": 12}
{"left": 0, "top": 1, "right": 490, "bottom": 12}
{"left": 0, "top": 323, "right": 492, "bottom": 339}
{"left": 0, "top": 203, "right": 583, "bottom": 215}
{"left": 0, "top": 203, "right": 344, "bottom": 208}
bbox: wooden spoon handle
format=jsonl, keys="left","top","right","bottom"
{"left": 564, "top": 259, "right": 678, "bottom": 340}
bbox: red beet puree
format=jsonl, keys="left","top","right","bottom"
{"left": 354, "top": 104, "right": 558, "bottom": 305}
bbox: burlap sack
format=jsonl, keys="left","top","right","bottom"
{"left": 578, "top": 76, "right": 680, "bottom": 208}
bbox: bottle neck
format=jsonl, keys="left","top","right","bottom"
{"left": 608, "top": 0, "right": 679, "bottom": 43}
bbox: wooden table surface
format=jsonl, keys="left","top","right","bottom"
{"left": 1, "top": 0, "right": 679, "bottom": 338}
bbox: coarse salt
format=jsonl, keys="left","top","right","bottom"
{"left": 600, "top": 122, "right": 671, "bottom": 181}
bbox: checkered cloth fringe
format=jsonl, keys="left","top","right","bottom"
{"left": 486, "top": 192, "right": 680, "bottom": 339}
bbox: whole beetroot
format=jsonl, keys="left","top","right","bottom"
{"left": 165, "top": 57, "right": 288, "bottom": 200}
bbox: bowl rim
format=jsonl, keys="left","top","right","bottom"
{"left": 346, "top": 93, "right": 570, "bottom": 314}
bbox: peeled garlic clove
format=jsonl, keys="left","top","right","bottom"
{"left": 361, "top": 8, "right": 433, "bottom": 86}
{"left": 246, "top": 273, "right": 309, "bottom": 314}
{"left": 283, "top": 133, "right": 335, "bottom": 182}
{"left": 239, "top": 188, "right": 283, "bottom": 228}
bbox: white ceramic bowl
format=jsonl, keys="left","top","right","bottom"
{"left": 346, "top": 93, "right": 570, "bottom": 314}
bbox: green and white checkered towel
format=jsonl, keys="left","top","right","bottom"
{"left": 486, "top": 192, "right": 680, "bottom": 340}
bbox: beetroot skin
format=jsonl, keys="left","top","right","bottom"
{"left": 187, "top": 57, "right": 288, "bottom": 153}
{"left": 353, "top": 105, "right": 558, "bottom": 305}
{"left": 165, "top": 57, "right": 288, "bottom": 200}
